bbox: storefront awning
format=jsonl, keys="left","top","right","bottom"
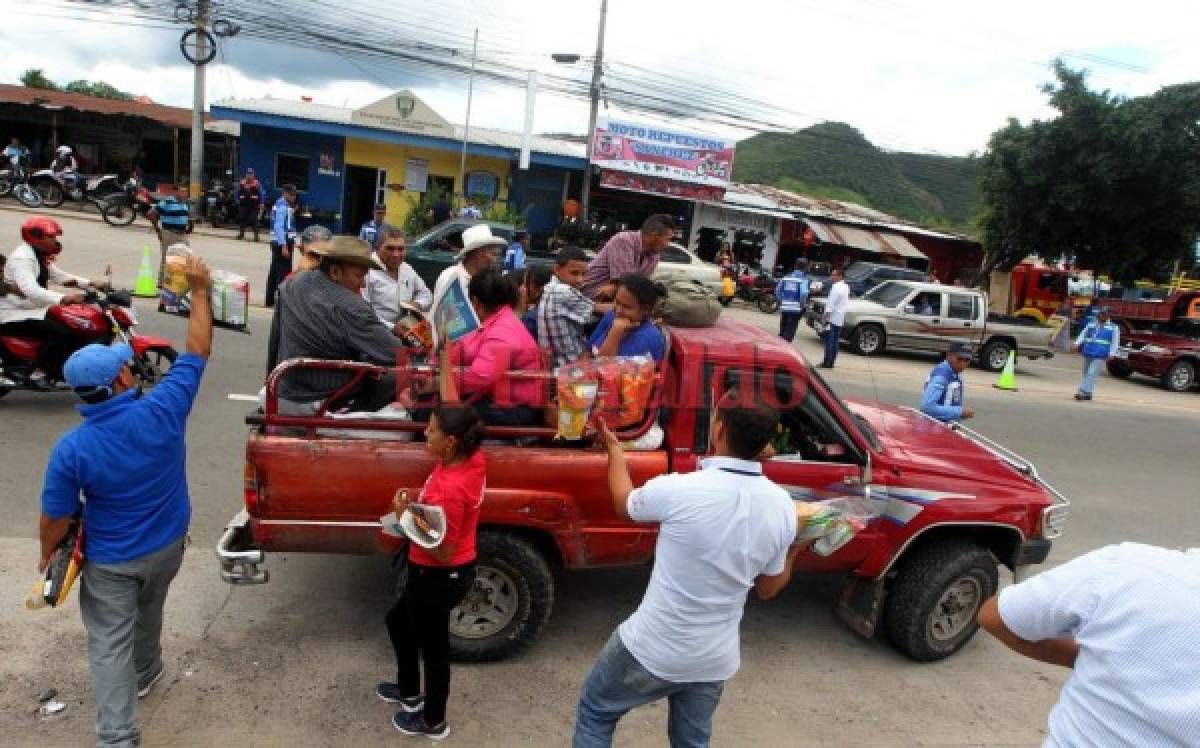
{"left": 699, "top": 200, "right": 793, "bottom": 220}
{"left": 803, "top": 218, "right": 928, "bottom": 261}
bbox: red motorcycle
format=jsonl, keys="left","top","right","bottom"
{"left": 722, "top": 266, "right": 781, "bottom": 313}
{"left": 0, "top": 288, "right": 177, "bottom": 398}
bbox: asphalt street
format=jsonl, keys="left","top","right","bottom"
{"left": 2, "top": 206, "right": 1197, "bottom": 745}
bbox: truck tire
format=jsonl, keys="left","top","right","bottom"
{"left": 1106, "top": 359, "right": 1133, "bottom": 379}
{"left": 883, "top": 539, "right": 997, "bottom": 662}
{"left": 1161, "top": 360, "right": 1196, "bottom": 392}
{"left": 979, "top": 340, "right": 1012, "bottom": 372}
{"left": 448, "top": 530, "right": 554, "bottom": 662}
{"left": 849, "top": 324, "right": 885, "bottom": 356}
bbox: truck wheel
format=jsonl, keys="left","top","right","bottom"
{"left": 979, "top": 340, "right": 1012, "bottom": 372}
{"left": 883, "top": 539, "right": 997, "bottom": 662}
{"left": 1161, "top": 360, "right": 1196, "bottom": 392}
{"left": 1106, "top": 360, "right": 1133, "bottom": 379}
{"left": 850, "top": 324, "right": 885, "bottom": 356}
{"left": 448, "top": 531, "right": 554, "bottom": 662}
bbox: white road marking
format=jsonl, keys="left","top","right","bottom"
{"left": 227, "top": 393, "right": 260, "bottom": 402}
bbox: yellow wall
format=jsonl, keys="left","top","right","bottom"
{"left": 343, "top": 137, "right": 510, "bottom": 226}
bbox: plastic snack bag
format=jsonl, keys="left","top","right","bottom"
{"left": 159, "top": 243, "right": 192, "bottom": 313}
{"left": 794, "top": 498, "right": 874, "bottom": 556}
{"left": 555, "top": 364, "right": 599, "bottom": 440}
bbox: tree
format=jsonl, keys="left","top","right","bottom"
{"left": 979, "top": 62, "right": 1200, "bottom": 283}
{"left": 64, "top": 79, "right": 134, "bottom": 101}
{"left": 20, "top": 68, "right": 58, "bottom": 91}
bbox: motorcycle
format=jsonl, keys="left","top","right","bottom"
{"left": 205, "top": 174, "right": 238, "bottom": 227}
{"left": 0, "top": 288, "right": 177, "bottom": 398}
{"left": 101, "top": 179, "right": 155, "bottom": 227}
{"left": 721, "top": 267, "right": 780, "bottom": 313}
{"left": 28, "top": 169, "right": 122, "bottom": 209}
{"left": 0, "top": 160, "right": 44, "bottom": 208}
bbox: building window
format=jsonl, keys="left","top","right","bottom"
{"left": 465, "top": 170, "right": 499, "bottom": 201}
{"left": 275, "top": 153, "right": 310, "bottom": 192}
{"left": 376, "top": 169, "right": 388, "bottom": 206}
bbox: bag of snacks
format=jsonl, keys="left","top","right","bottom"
{"left": 555, "top": 364, "right": 599, "bottom": 440}
{"left": 794, "top": 497, "right": 874, "bottom": 556}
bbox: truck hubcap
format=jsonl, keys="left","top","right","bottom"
{"left": 861, "top": 330, "right": 880, "bottom": 352}
{"left": 1170, "top": 366, "right": 1193, "bottom": 389}
{"left": 989, "top": 347, "right": 1009, "bottom": 369}
{"left": 448, "top": 564, "right": 519, "bottom": 640}
{"left": 928, "top": 576, "right": 981, "bottom": 642}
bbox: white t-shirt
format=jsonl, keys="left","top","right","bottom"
{"left": 363, "top": 260, "right": 433, "bottom": 325}
{"left": 618, "top": 457, "right": 796, "bottom": 683}
{"left": 999, "top": 543, "right": 1200, "bottom": 748}
{"left": 825, "top": 280, "right": 850, "bottom": 326}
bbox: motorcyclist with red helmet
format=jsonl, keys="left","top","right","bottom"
{"left": 0, "top": 216, "right": 109, "bottom": 387}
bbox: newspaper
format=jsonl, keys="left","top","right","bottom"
{"left": 380, "top": 504, "right": 447, "bottom": 549}
{"left": 433, "top": 275, "right": 481, "bottom": 344}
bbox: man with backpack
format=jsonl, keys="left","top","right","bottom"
{"left": 776, "top": 259, "right": 811, "bottom": 343}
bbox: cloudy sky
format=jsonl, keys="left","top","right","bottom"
{"left": 2, "top": 0, "right": 1195, "bottom": 155}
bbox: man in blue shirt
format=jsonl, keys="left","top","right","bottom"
{"left": 776, "top": 259, "right": 810, "bottom": 342}
{"left": 150, "top": 184, "right": 192, "bottom": 287}
{"left": 1073, "top": 307, "right": 1120, "bottom": 401}
{"left": 266, "top": 184, "right": 298, "bottom": 307}
{"left": 358, "top": 203, "right": 394, "bottom": 252}
{"left": 38, "top": 254, "right": 213, "bottom": 748}
{"left": 920, "top": 341, "right": 975, "bottom": 423}
{"left": 504, "top": 230, "right": 528, "bottom": 270}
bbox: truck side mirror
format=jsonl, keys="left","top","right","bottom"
{"left": 860, "top": 455, "right": 873, "bottom": 501}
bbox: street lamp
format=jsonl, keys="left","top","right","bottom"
{"left": 552, "top": 0, "right": 607, "bottom": 218}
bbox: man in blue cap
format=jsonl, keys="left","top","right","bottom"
{"left": 920, "top": 341, "right": 975, "bottom": 423}
{"left": 37, "top": 254, "right": 212, "bottom": 747}
{"left": 1073, "top": 307, "right": 1120, "bottom": 401}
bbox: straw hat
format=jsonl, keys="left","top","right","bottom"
{"left": 314, "top": 236, "right": 384, "bottom": 271}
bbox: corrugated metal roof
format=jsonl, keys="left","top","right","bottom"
{"left": 213, "top": 96, "right": 585, "bottom": 159}
{"left": 0, "top": 82, "right": 203, "bottom": 129}
{"left": 803, "top": 218, "right": 928, "bottom": 261}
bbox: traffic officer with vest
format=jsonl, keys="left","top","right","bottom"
{"left": 776, "top": 259, "right": 811, "bottom": 343}
{"left": 921, "top": 341, "right": 975, "bottom": 423}
{"left": 1073, "top": 307, "right": 1120, "bottom": 401}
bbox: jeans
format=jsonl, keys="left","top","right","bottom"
{"left": 1080, "top": 356, "right": 1105, "bottom": 395}
{"left": 574, "top": 632, "right": 725, "bottom": 748}
{"left": 385, "top": 561, "right": 476, "bottom": 726}
{"left": 79, "top": 538, "right": 186, "bottom": 748}
{"left": 264, "top": 240, "right": 294, "bottom": 307}
{"left": 822, "top": 323, "right": 842, "bottom": 367}
{"left": 778, "top": 311, "right": 803, "bottom": 343}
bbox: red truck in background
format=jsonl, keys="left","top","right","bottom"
{"left": 218, "top": 319, "right": 1070, "bottom": 663}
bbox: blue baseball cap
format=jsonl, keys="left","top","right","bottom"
{"left": 64, "top": 343, "right": 133, "bottom": 389}
{"left": 946, "top": 342, "right": 974, "bottom": 358}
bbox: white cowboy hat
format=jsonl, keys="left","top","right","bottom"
{"left": 457, "top": 224, "right": 507, "bottom": 259}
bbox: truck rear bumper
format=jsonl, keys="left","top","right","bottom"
{"left": 216, "top": 509, "right": 268, "bottom": 585}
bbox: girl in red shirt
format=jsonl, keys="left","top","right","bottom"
{"left": 380, "top": 405, "right": 486, "bottom": 739}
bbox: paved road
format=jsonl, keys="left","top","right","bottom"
{"left": 2, "top": 206, "right": 1196, "bottom": 745}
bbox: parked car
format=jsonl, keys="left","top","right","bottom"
{"left": 220, "top": 316, "right": 1069, "bottom": 664}
{"left": 405, "top": 219, "right": 516, "bottom": 288}
{"left": 653, "top": 243, "right": 728, "bottom": 301}
{"left": 803, "top": 261, "right": 834, "bottom": 298}
{"left": 1107, "top": 318, "right": 1200, "bottom": 392}
{"left": 843, "top": 261, "right": 930, "bottom": 297}
{"left": 807, "top": 280, "right": 1056, "bottom": 371}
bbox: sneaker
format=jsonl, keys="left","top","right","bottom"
{"left": 376, "top": 682, "right": 423, "bottom": 712}
{"left": 137, "top": 666, "right": 165, "bottom": 699}
{"left": 392, "top": 711, "right": 449, "bottom": 740}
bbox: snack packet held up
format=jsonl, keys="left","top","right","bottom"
{"left": 794, "top": 498, "right": 874, "bottom": 556}
{"left": 555, "top": 364, "right": 600, "bottom": 440}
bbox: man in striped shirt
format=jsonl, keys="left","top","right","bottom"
{"left": 150, "top": 184, "right": 191, "bottom": 287}
{"left": 979, "top": 542, "right": 1200, "bottom": 747}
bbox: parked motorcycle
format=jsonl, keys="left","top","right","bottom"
{"left": 28, "top": 169, "right": 122, "bottom": 209}
{"left": 721, "top": 267, "right": 780, "bottom": 313}
{"left": 0, "top": 288, "right": 177, "bottom": 399}
{"left": 101, "top": 179, "right": 155, "bottom": 227}
{"left": 0, "top": 161, "right": 44, "bottom": 208}
{"left": 205, "top": 174, "right": 238, "bottom": 227}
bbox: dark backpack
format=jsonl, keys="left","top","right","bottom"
{"left": 657, "top": 279, "right": 722, "bottom": 328}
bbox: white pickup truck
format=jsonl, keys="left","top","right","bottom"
{"left": 806, "top": 280, "right": 1056, "bottom": 371}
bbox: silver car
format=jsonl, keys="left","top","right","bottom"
{"left": 653, "top": 243, "right": 728, "bottom": 300}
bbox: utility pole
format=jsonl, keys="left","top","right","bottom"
{"left": 189, "top": 0, "right": 210, "bottom": 216}
{"left": 458, "top": 28, "right": 479, "bottom": 208}
{"left": 580, "top": 0, "right": 608, "bottom": 219}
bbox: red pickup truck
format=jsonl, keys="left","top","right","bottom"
{"left": 218, "top": 318, "right": 1070, "bottom": 663}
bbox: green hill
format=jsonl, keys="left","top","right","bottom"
{"left": 731, "top": 122, "right": 980, "bottom": 232}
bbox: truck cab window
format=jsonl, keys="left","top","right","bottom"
{"left": 911, "top": 292, "right": 940, "bottom": 316}
{"left": 948, "top": 294, "right": 976, "bottom": 320}
{"left": 772, "top": 392, "right": 860, "bottom": 464}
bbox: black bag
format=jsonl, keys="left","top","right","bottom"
{"left": 658, "top": 279, "right": 722, "bottom": 328}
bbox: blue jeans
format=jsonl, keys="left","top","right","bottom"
{"left": 1080, "top": 356, "right": 1105, "bottom": 395}
{"left": 822, "top": 324, "right": 842, "bottom": 367}
{"left": 574, "top": 632, "right": 725, "bottom": 748}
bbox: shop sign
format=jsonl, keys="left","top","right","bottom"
{"left": 317, "top": 152, "right": 341, "bottom": 177}
{"left": 404, "top": 158, "right": 429, "bottom": 192}
{"left": 599, "top": 169, "right": 725, "bottom": 201}
{"left": 591, "top": 117, "right": 735, "bottom": 188}
{"left": 352, "top": 90, "right": 456, "bottom": 138}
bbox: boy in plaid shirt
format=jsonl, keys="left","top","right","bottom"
{"left": 537, "top": 246, "right": 597, "bottom": 368}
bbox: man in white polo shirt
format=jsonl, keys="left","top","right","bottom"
{"left": 978, "top": 542, "right": 1200, "bottom": 747}
{"left": 573, "top": 392, "right": 800, "bottom": 748}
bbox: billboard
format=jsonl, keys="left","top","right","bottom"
{"left": 591, "top": 118, "right": 735, "bottom": 189}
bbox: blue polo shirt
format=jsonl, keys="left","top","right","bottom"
{"left": 155, "top": 196, "right": 191, "bottom": 231}
{"left": 41, "top": 353, "right": 206, "bottom": 564}
{"left": 589, "top": 310, "right": 666, "bottom": 362}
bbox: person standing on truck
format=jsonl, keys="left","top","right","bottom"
{"left": 380, "top": 405, "right": 486, "bottom": 741}
{"left": 920, "top": 342, "right": 975, "bottom": 423}
{"left": 820, "top": 267, "right": 849, "bottom": 368}
{"left": 573, "top": 392, "right": 801, "bottom": 748}
{"left": 37, "top": 255, "right": 213, "bottom": 748}
{"left": 776, "top": 259, "right": 811, "bottom": 343}
{"left": 581, "top": 214, "right": 674, "bottom": 300}
{"left": 977, "top": 542, "right": 1200, "bottom": 746}
{"left": 1073, "top": 307, "right": 1119, "bottom": 401}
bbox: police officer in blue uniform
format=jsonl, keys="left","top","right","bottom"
{"left": 1073, "top": 307, "right": 1120, "bottom": 401}
{"left": 776, "top": 259, "right": 811, "bottom": 343}
{"left": 921, "top": 341, "right": 975, "bottom": 423}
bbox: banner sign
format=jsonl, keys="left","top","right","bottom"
{"left": 591, "top": 118, "right": 735, "bottom": 188}
{"left": 599, "top": 169, "right": 726, "bottom": 202}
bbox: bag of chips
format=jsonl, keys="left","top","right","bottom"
{"left": 555, "top": 364, "right": 599, "bottom": 440}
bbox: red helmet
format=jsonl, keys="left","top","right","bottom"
{"left": 21, "top": 216, "right": 63, "bottom": 256}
